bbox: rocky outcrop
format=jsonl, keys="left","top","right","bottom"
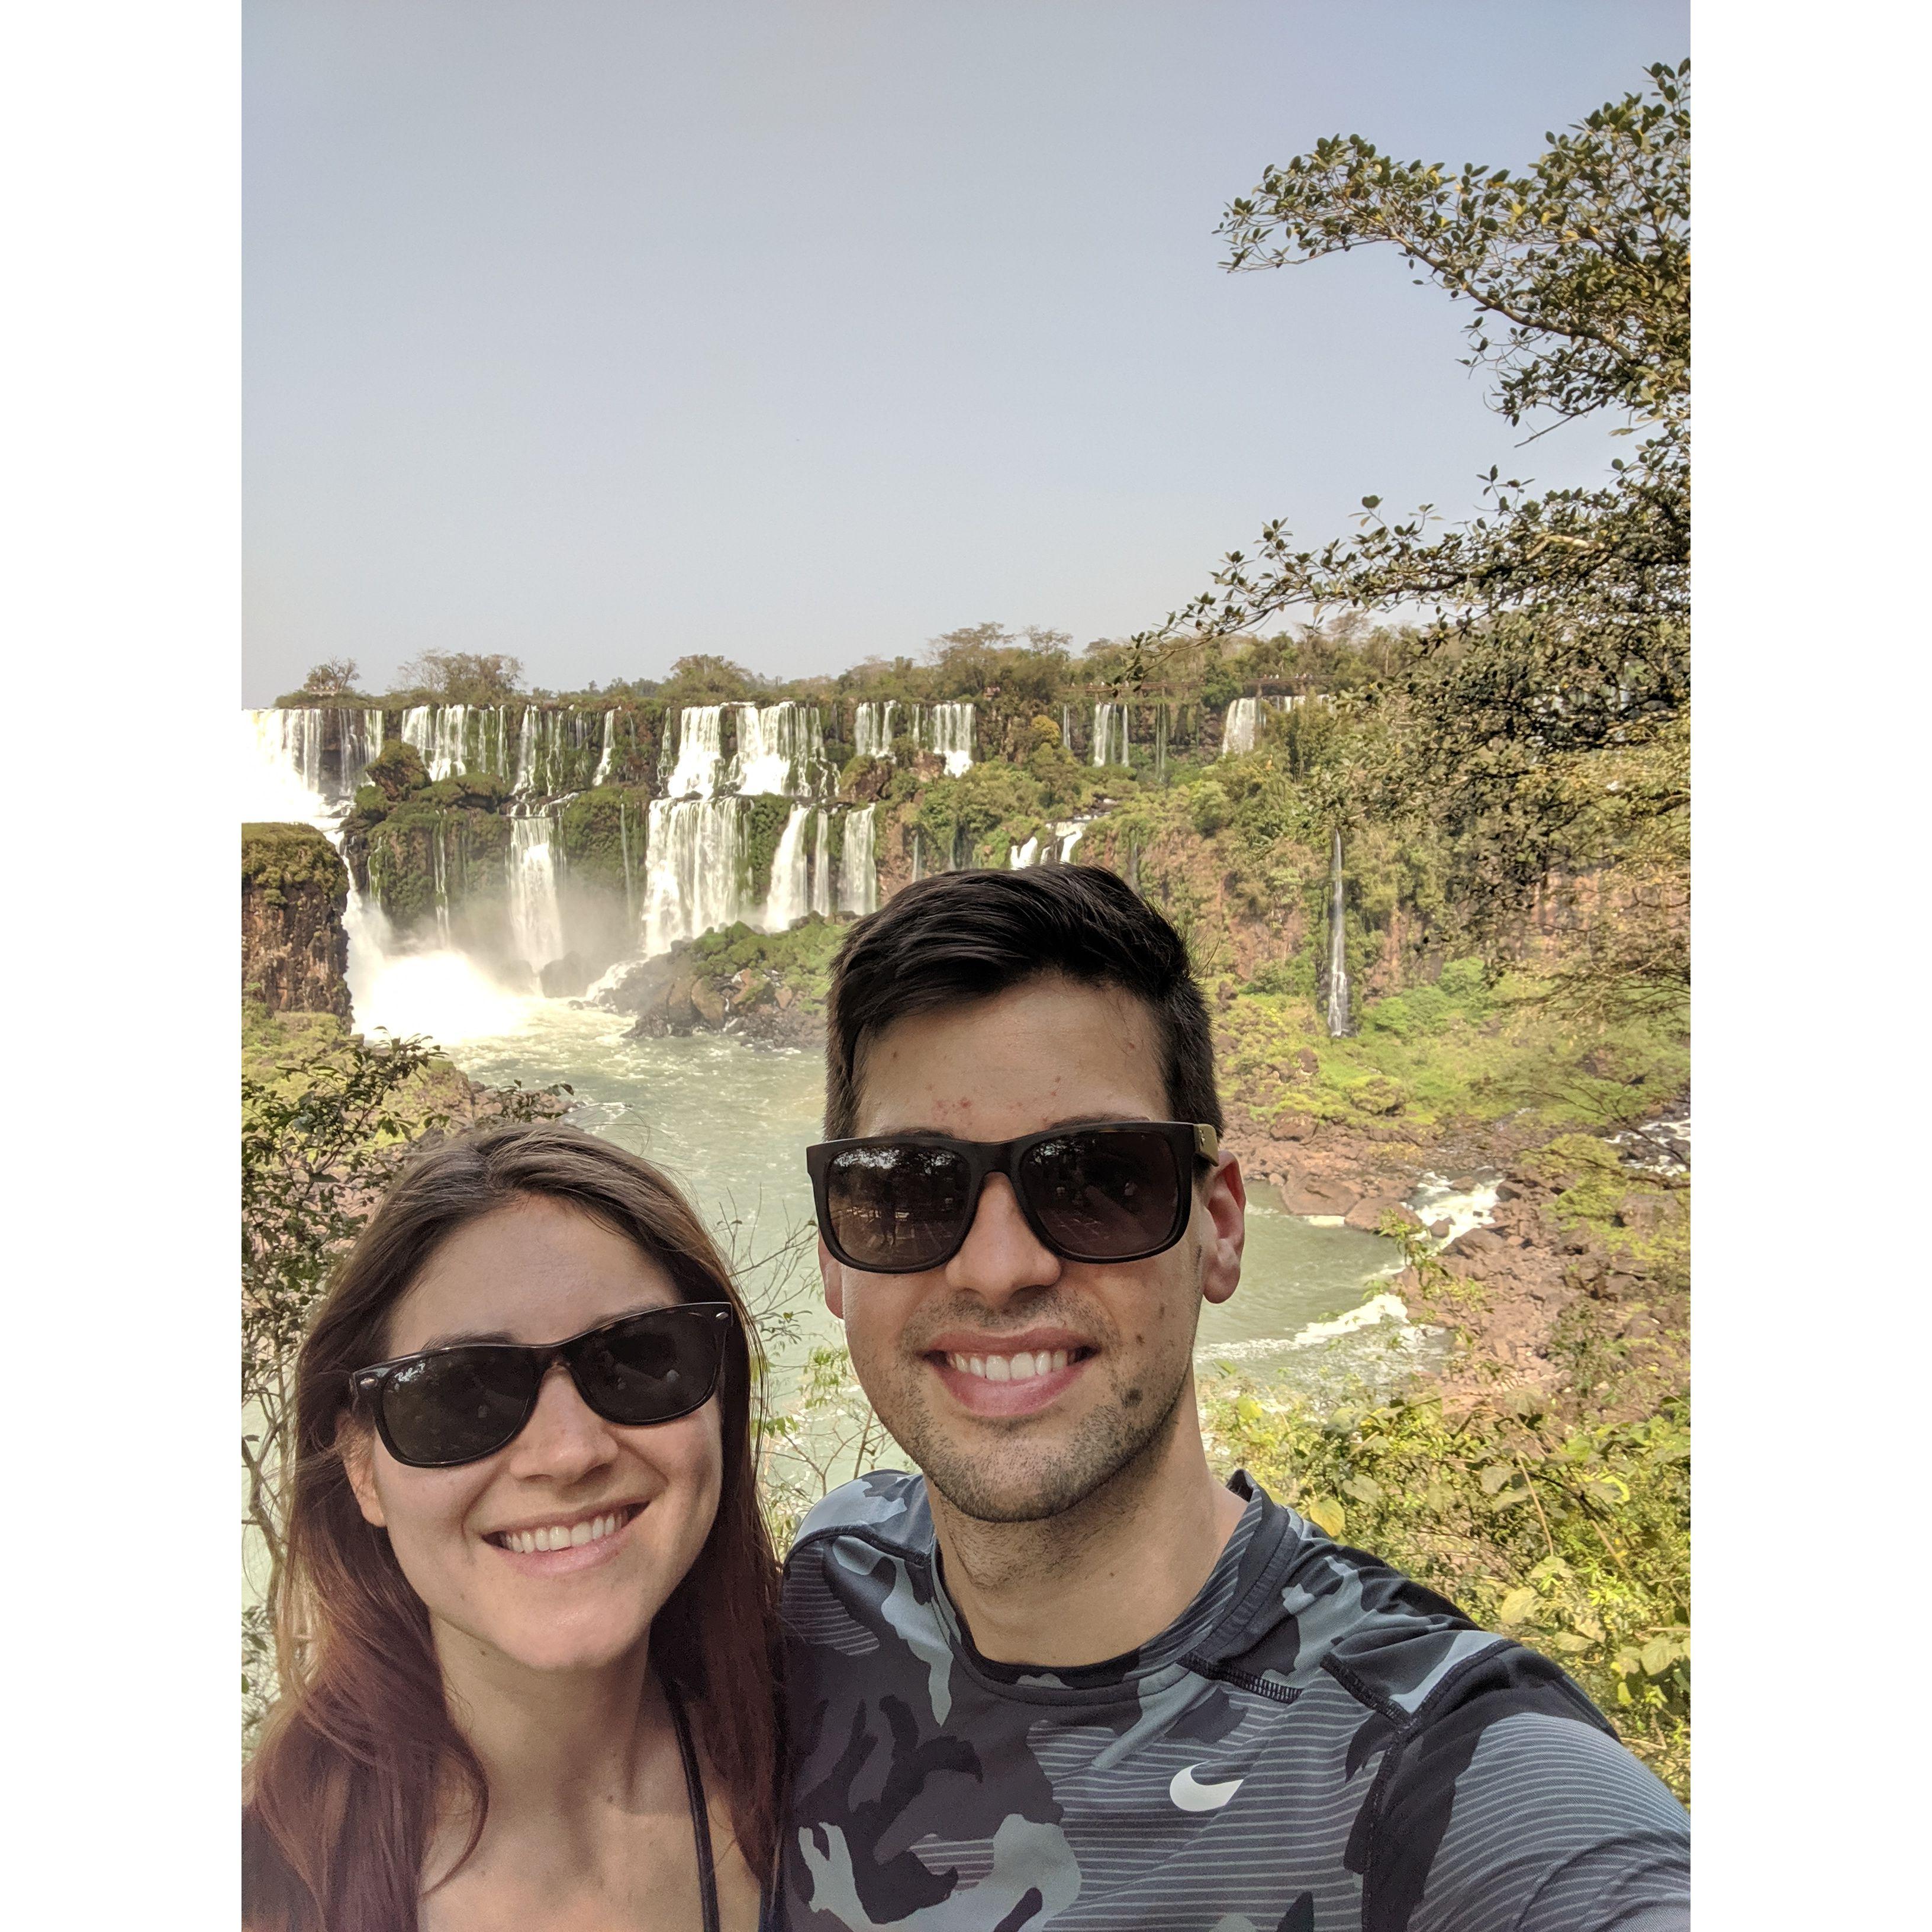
{"left": 243, "top": 823, "right": 352, "bottom": 1020}
{"left": 594, "top": 940, "right": 824, "bottom": 1049}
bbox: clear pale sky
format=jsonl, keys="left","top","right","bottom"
{"left": 243, "top": 0, "right": 1688, "bottom": 704}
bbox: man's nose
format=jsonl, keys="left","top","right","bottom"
{"left": 944, "top": 1173, "right": 1061, "bottom": 1303}
{"left": 503, "top": 1362, "right": 621, "bottom": 1482}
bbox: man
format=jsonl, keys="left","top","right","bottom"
{"left": 778, "top": 867, "right": 1689, "bottom": 1932}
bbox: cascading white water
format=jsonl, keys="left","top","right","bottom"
{"left": 854, "top": 701, "right": 900, "bottom": 759}
{"left": 663, "top": 707, "right": 728, "bottom": 798}
{"left": 244, "top": 706, "right": 385, "bottom": 819}
{"left": 1057, "top": 820, "right": 1087, "bottom": 862}
{"left": 594, "top": 709, "right": 617, "bottom": 785}
{"left": 732, "top": 701, "right": 830, "bottom": 798}
{"left": 1009, "top": 836, "right": 1041, "bottom": 869}
{"left": 507, "top": 815, "right": 566, "bottom": 982}
{"left": 1326, "top": 828, "right": 1351, "bottom": 1038}
{"left": 926, "top": 701, "right": 975, "bottom": 775}
{"left": 839, "top": 806, "right": 878, "bottom": 914}
{"left": 1220, "top": 696, "right": 1261, "bottom": 758}
{"left": 1091, "top": 701, "right": 1129, "bottom": 768}
{"left": 642, "top": 797, "right": 748, "bottom": 956}
{"left": 432, "top": 823, "right": 453, "bottom": 948}
{"left": 765, "top": 803, "right": 814, "bottom": 932}
{"left": 1060, "top": 703, "right": 1076, "bottom": 753}
{"left": 810, "top": 811, "right": 834, "bottom": 917}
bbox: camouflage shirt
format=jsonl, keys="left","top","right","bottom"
{"left": 777, "top": 1470, "right": 1688, "bottom": 1932}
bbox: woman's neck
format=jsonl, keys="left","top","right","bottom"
{"left": 429, "top": 1622, "right": 668, "bottom": 1837}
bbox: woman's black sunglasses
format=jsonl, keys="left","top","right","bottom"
{"left": 350, "top": 1303, "right": 736, "bottom": 1469}
{"left": 806, "top": 1120, "right": 1220, "bottom": 1276}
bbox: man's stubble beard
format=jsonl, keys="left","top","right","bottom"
{"left": 865, "top": 1302, "right": 1199, "bottom": 1525}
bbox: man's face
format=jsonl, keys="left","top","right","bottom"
{"left": 821, "top": 975, "right": 1245, "bottom": 1523}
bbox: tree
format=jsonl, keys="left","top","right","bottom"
{"left": 300, "top": 657, "right": 360, "bottom": 697}
{"left": 656, "top": 654, "right": 767, "bottom": 709}
{"left": 1142, "top": 60, "right": 1690, "bottom": 1019}
{"left": 397, "top": 649, "right": 527, "bottom": 704}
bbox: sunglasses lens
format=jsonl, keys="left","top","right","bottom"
{"left": 1020, "top": 1129, "right": 1187, "bottom": 1261}
{"left": 823, "top": 1142, "right": 975, "bottom": 1271}
{"left": 378, "top": 1349, "right": 536, "bottom": 1466}
{"left": 570, "top": 1307, "right": 729, "bottom": 1426}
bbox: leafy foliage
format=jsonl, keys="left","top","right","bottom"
{"left": 1141, "top": 61, "right": 1690, "bottom": 1022}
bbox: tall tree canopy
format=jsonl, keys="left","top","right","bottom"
{"left": 1144, "top": 60, "right": 1689, "bottom": 1019}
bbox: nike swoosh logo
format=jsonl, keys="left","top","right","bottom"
{"left": 1169, "top": 1764, "right": 1244, "bottom": 1811}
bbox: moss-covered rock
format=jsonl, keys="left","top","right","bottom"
{"left": 242, "top": 824, "right": 350, "bottom": 1020}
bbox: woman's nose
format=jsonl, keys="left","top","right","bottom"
{"left": 944, "top": 1173, "right": 1062, "bottom": 1303}
{"left": 504, "top": 1362, "right": 620, "bottom": 1480}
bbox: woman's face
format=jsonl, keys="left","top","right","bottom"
{"left": 344, "top": 1196, "right": 726, "bottom": 1679}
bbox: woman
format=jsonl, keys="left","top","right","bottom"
{"left": 244, "top": 1122, "right": 781, "bottom": 1931}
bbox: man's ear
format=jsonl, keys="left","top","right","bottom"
{"left": 337, "top": 1413, "right": 388, "bottom": 1528}
{"left": 819, "top": 1235, "right": 846, "bottom": 1321}
{"left": 1199, "top": 1154, "right": 1247, "bottom": 1307}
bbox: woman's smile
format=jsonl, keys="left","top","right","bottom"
{"left": 482, "top": 1500, "right": 645, "bottom": 1569}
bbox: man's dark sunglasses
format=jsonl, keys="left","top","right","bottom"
{"left": 806, "top": 1120, "right": 1220, "bottom": 1275}
{"left": 350, "top": 1303, "right": 736, "bottom": 1469}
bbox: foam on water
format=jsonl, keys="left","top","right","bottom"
{"left": 1408, "top": 1171, "right": 1502, "bottom": 1243}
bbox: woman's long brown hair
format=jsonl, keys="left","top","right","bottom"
{"left": 243, "top": 1123, "right": 783, "bottom": 1931}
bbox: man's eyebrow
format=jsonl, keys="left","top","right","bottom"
{"left": 863, "top": 1110, "right": 1154, "bottom": 1137}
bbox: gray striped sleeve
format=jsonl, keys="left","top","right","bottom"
{"left": 1373, "top": 1707, "right": 1689, "bottom": 1932}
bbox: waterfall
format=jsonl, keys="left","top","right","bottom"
{"left": 1326, "top": 828, "right": 1352, "bottom": 1038}
{"left": 404, "top": 704, "right": 474, "bottom": 781}
{"left": 1060, "top": 703, "right": 1075, "bottom": 752}
{"left": 618, "top": 796, "right": 636, "bottom": 920}
{"left": 432, "top": 821, "right": 453, "bottom": 948}
{"left": 507, "top": 814, "right": 566, "bottom": 981}
{"left": 1221, "top": 697, "right": 1263, "bottom": 758}
{"left": 642, "top": 797, "right": 748, "bottom": 956}
{"left": 732, "top": 701, "right": 829, "bottom": 797}
{"left": 911, "top": 826, "right": 924, "bottom": 881}
{"left": 243, "top": 706, "right": 385, "bottom": 819}
{"left": 242, "top": 709, "right": 329, "bottom": 820}
{"left": 1092, "top": 702, "right": 1129, "bottom": 768}
{"left": 926, "top": 701, "right": 975, "bottom": 775}
{"left": 1009, "top": 836, "right": 1041, "bottom": 870}
{"left": 854, "top": 701, "right": 900, "bottom": 759}
{"left": 339, "top": 708, "right": 382, "bottom": 794}
{"left": 839, "top": 806, "right": 878, "bottom": 914}
{"left": 1056, "top": 820, "right": 1087, "bottom": 863}
{"left": 593, "top": 708, "right": 617, "bottom": 784}
{"left": 810, "top": 811, "right": 835, "bottom": 917}
{"left": 765, "top": 803, "right": 813, "bottom": 931}
{"left": 663, "top": 706, "right": 728, "bottom": 798}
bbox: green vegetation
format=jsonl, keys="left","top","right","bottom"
{"left": 686, "top": 916, "right": 847, "bottom": 1015}
{"left": 242, "top": 823, "right": 348, "bottom": 904}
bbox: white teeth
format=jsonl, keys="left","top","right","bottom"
{"left": 501, "top": 1511, "right": 626, "bottom": 1555}
{"left": 946, "top": 1350, "right": 1080, "bottom": 1381}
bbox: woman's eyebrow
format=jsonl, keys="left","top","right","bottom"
{"left": 411, "top": 1302, "right": 675, "bottom": 1354}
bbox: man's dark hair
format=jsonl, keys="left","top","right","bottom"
{"left": 824, "top": 865, "right": 1222, "bottom": 1140}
